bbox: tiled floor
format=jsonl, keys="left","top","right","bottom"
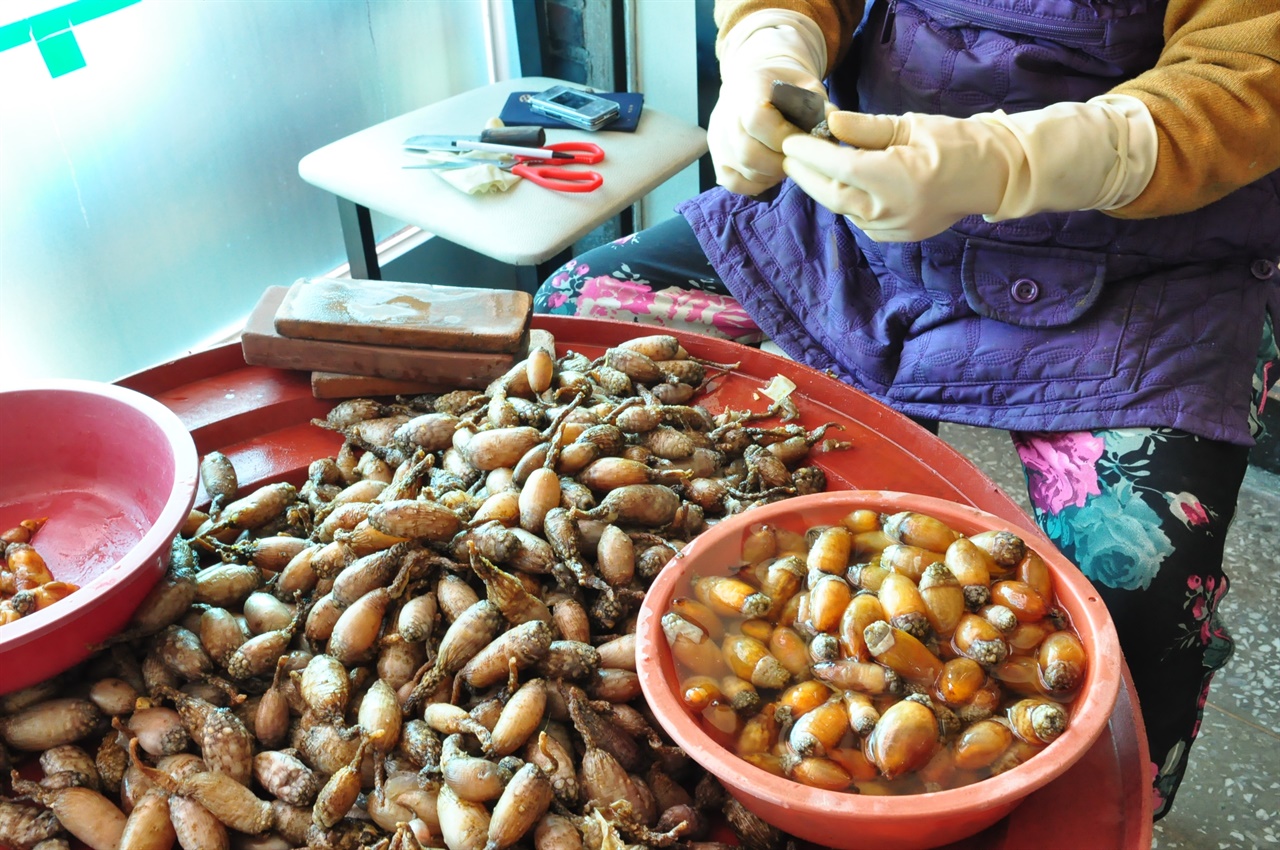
{"left": 938, "top": 423, "right": 1280, "bottom": 850}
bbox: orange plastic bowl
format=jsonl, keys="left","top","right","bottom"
{"left": 636, "top": 490, "right": 1122, "bottom": 850}
{"left": 0, "top": 379, "right": 198, "bottom": 694}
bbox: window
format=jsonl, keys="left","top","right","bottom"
{"left": 0, "top": 0, "right": 510, "bottom": 380}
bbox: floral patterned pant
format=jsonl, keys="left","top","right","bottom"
{"left": 535, "top": 214, "right": 1280, "bottom": 819}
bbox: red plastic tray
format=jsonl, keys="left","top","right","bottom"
{"left": 110, "top": 315, "right": 1151, "bottom": 849}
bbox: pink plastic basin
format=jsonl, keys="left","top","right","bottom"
{"left": 636, "top": 490, "right": 1123, "bottom": 850}
{"left": 0, "top": 379, "right": 198, "bottom": 694}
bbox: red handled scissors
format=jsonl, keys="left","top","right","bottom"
{"left": 407, "top": 141, "right": 605, "bottom": 193}
{"left": 505, "top": 141, "right": 605, "bottom": 193}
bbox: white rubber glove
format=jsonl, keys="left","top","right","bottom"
{"left": 780, "top": 95, "right": 1158, "bottom": 242}
{"left": 708, "top": 10, "right": 829, "bottom": 196}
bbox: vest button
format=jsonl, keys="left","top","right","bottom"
{"left": 1011, "top": 278, "right": 1040, "bottom": 304}
{"left": 1251, "top": 259, "right": 1276, "bottom": 280}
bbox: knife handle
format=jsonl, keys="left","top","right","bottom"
{"left": 479, "top": 126, "right": 546, "bottom": 148}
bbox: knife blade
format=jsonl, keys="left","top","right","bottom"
{"left": 770, "top": 80, "right": 828, "bottom": 134}
{"left": 404, "top": 126, "right": 545, "bottom": 150}
{"left": 402, "top": 157, "right": 512, "bottom": 171}
{"left": 404, "top": 137, "right": 577, "bottom": 161}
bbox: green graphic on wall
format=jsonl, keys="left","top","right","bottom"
{"left": 0, "top": 0, "right": 141, "bottom": 77}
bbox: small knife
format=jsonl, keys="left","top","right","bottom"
{"left": 749, "top": 82, "right": 833, "bottom": 205}
{"left": 404, "top": 138, "right": 575, "bottom": 160}
{"left": 770, "top": 80, "right": 830, "bottom": 136}
{"left": 404, "top": 126, "right": 545, "bottom": 150}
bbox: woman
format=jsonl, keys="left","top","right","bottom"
{"left": 536, "top": 0, "right": 1280, "bottom": 815}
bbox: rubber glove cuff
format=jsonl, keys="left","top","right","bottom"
{"left": 718, "top": 10, "right": 827, "bottom": 81}
{"left": 982, "top": 94, "right": 1157, "bottom": 221}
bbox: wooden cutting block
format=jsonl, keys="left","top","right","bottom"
{"left": 310, "top": 372, "right": 455, "bottom": 399}
{"left": 311, "top": 329, "right": 558, "bottom": 400}
{"left": 274, "top": 277, "right": 532, "bottom": 353}
{"left": 242, "top": 286, "right": 514, "bottom": 386}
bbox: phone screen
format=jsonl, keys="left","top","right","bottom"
{"left": 551, "top": 91, "right": 595, "bottom": 110}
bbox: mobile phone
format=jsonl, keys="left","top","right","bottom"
{"left": 770, "top": 80, "right": 830, "bottom": 135}
{"left": 529, "top": 85, "right": 621, "bottom": 132}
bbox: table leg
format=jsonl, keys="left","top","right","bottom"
{"left": 516, "top": 249, "right": 575, "bottom": 296}
{"left": 337, "top": 198, "right": 381, "bottom": 280}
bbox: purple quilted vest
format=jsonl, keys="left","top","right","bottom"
{"left": 680, "top": 0, "right": 1280, "bottom": 444}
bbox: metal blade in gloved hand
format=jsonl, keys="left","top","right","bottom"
{"left": 770, "top": 80, "right": 827, "bottom": 133}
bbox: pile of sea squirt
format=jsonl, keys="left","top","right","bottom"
{"left": 0, "top": 333, "right": 853, "bottom": 850}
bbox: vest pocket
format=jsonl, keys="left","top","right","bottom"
{"left": 960, "top": 239, "right": 1107, "bottom": 328}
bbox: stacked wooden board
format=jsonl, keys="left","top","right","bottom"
{"left": 241, "top": 278, "right": 535, "bottom": 397}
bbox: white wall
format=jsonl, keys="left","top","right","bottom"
{"left": 632, "top": 0, "right": 702, "bottom": 228}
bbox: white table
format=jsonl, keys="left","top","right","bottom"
{"left": 299, "top": 76, "right": 708, "bottom": 291}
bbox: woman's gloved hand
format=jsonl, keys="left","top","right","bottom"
{"left": 708, "top": 11, "right": 829, "bottom": 196}
{"left": 780, "top": 95, "right": 1158, "bottom": 242}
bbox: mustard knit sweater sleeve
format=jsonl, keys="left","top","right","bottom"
{"left": 714, "top": 0, "right": 1280, "bottom": 220}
